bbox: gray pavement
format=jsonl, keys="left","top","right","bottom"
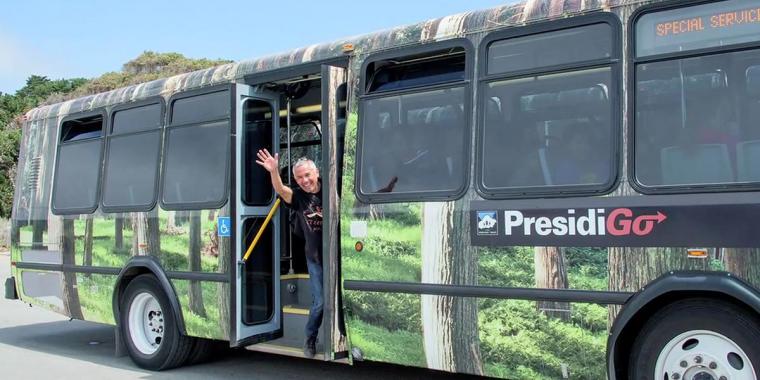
{"left": 0, "top": 253, "right": 479, "bottom": 379}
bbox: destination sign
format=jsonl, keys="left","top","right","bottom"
{"left": 637, "top": 0, "right": 760, "bottom": 57}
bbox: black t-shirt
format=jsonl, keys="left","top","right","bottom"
{"left": 286, "top": 186, "right": 323, "bottom": 265}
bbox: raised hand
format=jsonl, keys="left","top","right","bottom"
{"left": 255, "top": 149, "right": 279, "bottom": 173}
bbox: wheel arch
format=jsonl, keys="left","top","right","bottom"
{"left": 607, "top": 271, "right": 760, "bottom": 380}
{"left": 112, "top": 256, "right": 187, "bottom": 335}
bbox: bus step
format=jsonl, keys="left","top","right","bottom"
{"left": 262, "top": 305, "right": 324, "bottom": 350}
{"left": 246, "top": 342, "right": 325, "bottom": 360}
{"left": 280, "top": 275, "right": 312, "bottom": 306}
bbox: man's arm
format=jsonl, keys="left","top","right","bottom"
{"left": 255, "top": 149, "right": 294, "bottom": 204}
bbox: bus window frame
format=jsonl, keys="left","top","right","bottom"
{"left": 100, "top": 97, "right": 165, "bottom": 214}
{"left": 475, "top": 13, "right": 623, "bottom": 200}
{"left": 159, "top": 84, "right": 233, "bottom": 211}
{"left": 51, "top": 109, "right": 108, "bottom": 215}
{"left": 355, "top": 38, "right": 474, "bottom": 204}
{"left": 629, "top": 0, "right": 760, "bottom": 194}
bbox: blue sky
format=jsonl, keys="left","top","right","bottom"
{"left": 0, "top": 0, "right": 514, "bottom": 94}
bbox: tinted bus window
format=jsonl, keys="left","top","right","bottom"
{"left": 53, "top": 114, "right": 104, "bottom": 213}
{"left": 481, "top": 68, "right": 613, "bottom": 190}
{"left": 635, "top": 49, "right": 760, "bottom": 186}
{"left": 162, "top": 90, "right": 230, "bottom": 208}
{"left": 162, "top": 121, "right": 229, "bottom": 207}
{"left": 487, "top": 23, "right": 612, "bottom": 75}
{"left": 111, "top": 103, "right": 162, "bottom": 135}
{"left": 359, "top": 87, "right": 467, "bottom": 196}
{"left": 102, "top": 103, "right": 162, "bottom": 211}
{"left": 637, "top": 0, "right": 760, "bottom": 57}
{"left": 170, "top": 90, "right": 229, "bottom": 125}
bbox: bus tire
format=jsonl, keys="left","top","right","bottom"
{"left": 628, "top": 298, "right": 760, "bottom": 380}
{"left": 184, "top": 338, "right": 226, "bottom": 366}
{"left": 120, "top": 274, "right": 193, "bottom": 370}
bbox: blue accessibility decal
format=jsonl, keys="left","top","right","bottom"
{"left": 217, "top": 217, "right": 231, "bottom": 237}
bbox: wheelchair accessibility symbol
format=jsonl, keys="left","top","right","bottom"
{"left": 217, "top": 217, "right": 231, "bottom": 237}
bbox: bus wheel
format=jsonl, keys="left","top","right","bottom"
{"left": 629, "top": 298, "right": 760, "bottom": 380}
{"left": 120, "top": 274, "right": 192, "bottom": 370}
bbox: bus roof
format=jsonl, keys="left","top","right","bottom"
{"left": 24, "top": 0, "right": 651, "bottom": 123}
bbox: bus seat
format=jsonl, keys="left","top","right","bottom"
{"left": 660, "top": 144, "right": 733, "bottom": 185}
{"left": 737, "top": 140, "right": 760, "bottom": 182}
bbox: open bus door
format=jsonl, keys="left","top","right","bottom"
{"left": 232, "top": 84, "right": 283, "bottom": 346}
{"left": 320, "top": 63, "right": 348, "bottom": 359}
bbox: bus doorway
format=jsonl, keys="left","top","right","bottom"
{"left": 235, "top": 62, "right": 348, "bottom": 359}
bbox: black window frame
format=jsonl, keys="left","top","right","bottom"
{"left": 630, "top": 0, "right": 760, "bottom": 194}
{"left": 160, "top": 85, "right": 233, "bottom": 211}
{"left": 355, "top": 38, "right": 474, "bottom": 204}
{"left": 51, "top": 109, "right": 107, "bottom": 215}
{"left": 100, "top": 97, "right": 165, "bottom": 213}
{"left": 475, "top": 13, "right": 623, "bottom": 199}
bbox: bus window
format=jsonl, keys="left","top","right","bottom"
{"left": 162, "top": 90, "right": 230, "bottom": 209}
{"left": 359, "top": 88, "right": 466, "bottom": 196}
{"left": 479, "top": 20, "right": 619, "bottom": 197}
{"left": 52, "top": 113, "right": 104, "bottom": 214}
{"left": 358, "top": 44, "right": 470, "bottom": 200}
{"left": 101, "top": 102, "right": 162, "bottom": 211}
{"left": 482, "top": 69, "right": 612, "bottom": 189}
{"left": 487, "top": 23, "right": 612, "bottom": 76}
{"left": 634, "top": 50, "right": 760, "bottom": 187}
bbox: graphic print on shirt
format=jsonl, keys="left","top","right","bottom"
{"left": 303, "top": 197, "right": 323, "bottom": 233}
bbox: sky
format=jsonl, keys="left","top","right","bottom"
{"left": 0, "top": 0, "right": 515, "bottom": 94}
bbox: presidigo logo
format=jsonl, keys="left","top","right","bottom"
{"left": 503, "top": 208, "right": 667, "bottom": 237}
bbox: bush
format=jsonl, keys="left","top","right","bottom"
{"left": 344, "top": 291, "right": 420, "bottom": 332}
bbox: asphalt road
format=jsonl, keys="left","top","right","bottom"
{"left": 0, "top": 252, "right": 482, "bottom": 379}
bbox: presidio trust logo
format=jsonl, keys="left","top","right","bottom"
{"left": 504, "top": 208, "right": 667, "bottom": 237}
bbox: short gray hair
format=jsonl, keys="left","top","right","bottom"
{"left": 292, "top": 157, "right": 317, "bottom": 173}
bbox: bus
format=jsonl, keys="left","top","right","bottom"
{"left": 5, "top": 0, "right": 760, "bottom": 378}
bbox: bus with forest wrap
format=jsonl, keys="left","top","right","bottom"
{"left": 5, "top": 0, "right": 760, "bottom": 378}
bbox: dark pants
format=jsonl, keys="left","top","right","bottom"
{"left": 305, "top": 258, "right": 323, "bottom": 340}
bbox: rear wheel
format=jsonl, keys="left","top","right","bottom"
{"left": 629, "top": 298, "right": 760, "bottom": 380}
{"left": 120, "top": 274, "right": 193, "bottom": 370}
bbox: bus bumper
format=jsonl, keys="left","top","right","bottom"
{"left": 5, "top": 277, "right": 17, "bottom": 300}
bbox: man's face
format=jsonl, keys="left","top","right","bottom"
{"left": 294, "top": 164, "right": 320, "bottom": 194}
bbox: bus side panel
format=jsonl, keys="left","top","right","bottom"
{"left": 12, "top": 113, "right": 65, "bottom": 315}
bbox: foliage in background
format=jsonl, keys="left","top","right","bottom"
{"left": 0, "top": 52, "right": 232, "bottom": 219}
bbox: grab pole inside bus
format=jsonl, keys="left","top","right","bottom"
{"left": 242, "top": 198, "right": 281, "bottom": 262}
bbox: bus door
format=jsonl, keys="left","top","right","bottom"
{"left": 320, "top": 63, "right": 348, "bottom": 357}
{"left": 233, "top": 84, "right": 282, "bottom": 346}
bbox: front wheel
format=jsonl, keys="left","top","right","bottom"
{"left": 120, "top": 274, "right": 193, "bottom": 370}
{"left": 629, "top": 298, "right": 760, "bottom": 380}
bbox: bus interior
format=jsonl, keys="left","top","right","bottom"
{"left": 239, "top": 70, "right": 347, "bottom": 352}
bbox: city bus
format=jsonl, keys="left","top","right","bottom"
{"left": 5, "top": 0, "right": 760, "bottom": 378}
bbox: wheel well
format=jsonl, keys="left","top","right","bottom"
{"left": 112, "top": 264, "right": 186, "bottom": 335}
{"left": 612, "top": 290, "right": 757, "bottom": 380}
{"left": 113, "top": 267, "right": 155, "bottom": 323}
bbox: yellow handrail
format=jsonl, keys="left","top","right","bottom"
{"left": 242, "top": 198, "right": 281, "bottom": 262}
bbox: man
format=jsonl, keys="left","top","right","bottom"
{"left": 255, "top": 149, "right": 323, "bottom": 358}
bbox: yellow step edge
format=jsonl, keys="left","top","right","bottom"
{"left": 283, "top": 305, "right": 309, "bottom": 315}
{"left": 281, "top": 274, "right": 310, "bottom": 280}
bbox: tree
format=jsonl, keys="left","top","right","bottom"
{"left": 216, "top": 207, "right": 230, "bottom": 340}
{"left": 131, "top": 212, "right": 149, "bottom": 256}
{"left": 534, "top": 246, "right": 570, "bottom": 320}
{"left": 58, "top": 217, "right": 83, "bottom": 319}
{"left": 188, "top": 213, "right": 207, "bottom": 317}
{"left": 723, "top": 248, "right": 760, "bottom": 288}
{"left": 83, "top": 215, "right": 94, "bottom": 271}
{"left": 114, "top": 217, "right": 124, "bottom": 249}
{"left": 420, "top": 200, "right": 483, "bottom": 375}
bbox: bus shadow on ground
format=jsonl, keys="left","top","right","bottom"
{"left": 0, "top": 319, "right": 483, "bottom": 379}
